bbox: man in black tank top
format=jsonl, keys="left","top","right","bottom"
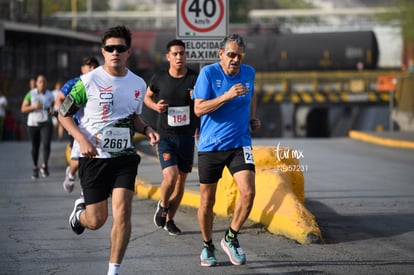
{"left": 144, "top": 39, "right": 199, "bottom": 235}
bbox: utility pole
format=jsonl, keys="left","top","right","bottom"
{"left": 87, "top": 0, "right": 94, "bottom": 30}
{"left": 37, "top": 0, "right": 42, "bottom": 27}
{"left": 71, "top": 0, "right": 77, "bottom": 30}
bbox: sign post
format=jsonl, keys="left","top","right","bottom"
{"left": 377, "top": 75, "right": 398, "bottom": 131}
{"left": 177, "top": 0, "right": 228, "bottom": 63}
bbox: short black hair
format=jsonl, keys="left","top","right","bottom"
{"left": 101, "top": 25, "right": 131, "bottom": 48}
{"left": 82, "top": 56, "right": 99, "bottom": 68}
{"left": 166, "top": 39, "right": 185, "bottom": 52}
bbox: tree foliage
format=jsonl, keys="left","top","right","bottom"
{"left": 376, "top": 0, "right": 414, "bottom": 44}
{"left": 396, "top": 0, "right": 414, "bottom": 44}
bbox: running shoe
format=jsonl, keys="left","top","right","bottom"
{"left": 221, "top": 237, "right": 246, "bottom": 265}
{"left": 153, "top": 200, "right": 168, "bottom": 228}
{"left": 32, "top": 168, "right": 39, "bottom": 180}
{"left": 40, "top": 164, "right": 49, "bottom": 177}
{"left": 164, "top": 220, "right": 182, "bottom": 235}
{"left": 63, "top": 166, "right": 75, "bottom": 193}
{"left": 69, "top": 197, "right": 85, "bottom": 235}
{"left": 200, "top": 244, "right": 217, "bottom": 267}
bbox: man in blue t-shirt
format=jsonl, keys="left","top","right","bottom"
{"left": 193, "top": 34, "right": 261, "bottom": 267}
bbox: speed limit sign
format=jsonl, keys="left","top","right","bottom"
{"left": 177, "top": 0, "right": 228, "bottom": 39}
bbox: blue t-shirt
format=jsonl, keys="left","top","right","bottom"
{"left": 61, "top": 77, "right": 80, "bottom": 96}
{"left": 193, "top": 62, "right": 255, "bottom": 152}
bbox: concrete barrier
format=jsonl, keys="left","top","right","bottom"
{"left": 135, "top": 146, "right": 322, "bottom": 244}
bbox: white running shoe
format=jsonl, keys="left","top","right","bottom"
{"left": 63, "top": 166, "right": 75, "bottom": 193}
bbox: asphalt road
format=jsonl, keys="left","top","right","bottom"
{"left": 0, "top": 138, "right": 413, "bottom": 275}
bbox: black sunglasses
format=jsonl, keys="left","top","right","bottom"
{"left": 103, "top": 45, "right": 129, "bottom": 53}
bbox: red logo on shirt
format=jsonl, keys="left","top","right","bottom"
{"left": 163, "top": 152, "right": 171, "bottom": 161}
{"left": 135, "top": 90, "right": 140, "bottom": 98}
{"left": 99, "top": 85, "right": 113, "bottom": 121}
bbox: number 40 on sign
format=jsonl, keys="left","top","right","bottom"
{"left": 177, "top": 0, "right": 228, "bottom": 39}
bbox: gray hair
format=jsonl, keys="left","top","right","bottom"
{"left": 219, "top": 34, "right": 245, "bottom": 50}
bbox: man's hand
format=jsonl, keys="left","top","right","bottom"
{"left": 227, "top": 83, "right": 248, "bottom": 99}
{"left": 155, "top": 99, "right": 169, "bottom": 113}
{"left": 79, "top": 137, "right": 98, "bottom": 158}
{"left": 145, "top": 127, "right": 160, "bottom": 146}
{"left": 249, "top": 118, "right": 261, "bottom": 132}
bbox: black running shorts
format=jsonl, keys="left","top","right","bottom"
{"left": 156, "top": 135, "right": 195, "bottom": 173}
{"left": 79, "top": 154, "right": 141, "bottom": 205}
{"left": 197, "top": 146, "right": 255, "bottom": 184}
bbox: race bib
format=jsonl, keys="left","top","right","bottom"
{"left": 97, "top": 127, "right": 131, "bottom": 152}
{"left": 242, "top": 146, "right": 255, "bottom": 164}
{"left": 167, "top": 106, "right": 190, "bottom": 127}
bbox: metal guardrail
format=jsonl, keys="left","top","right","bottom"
{"left": 254, "top": 70, "right": 404, "bottom": 104}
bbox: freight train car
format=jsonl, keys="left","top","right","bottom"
{"left": 150, "top": 30, "right": 379, "bottom": 72}
{"left": 243, "top": 30, "right": 379, "bottom": 71}
{"left": 144, "top": 30, "right": 393, "bottom": 138}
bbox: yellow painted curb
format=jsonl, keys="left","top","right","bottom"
{"left": 65, "top": 144, "right": 71, "bottom": 164}
{"left": 349, "top": 130, "right": 414, "bottom": 150}
{"left": 133, "top": 133, "right": 147, "bottom": 142}
{"left": 135, "top": 178, "right": 200, "bottom": 209}
{"left": 135, "top": 146, "right": 322, "bottom": 244}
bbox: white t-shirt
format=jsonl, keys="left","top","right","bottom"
{"left": 0, "top": 95, "right": 8, "bottom": 117}
{"left": 69, "top": 66, "right": 147, "bottom": 158}
{"left": 24, "top": 89, "right": 54, "bottom": 126}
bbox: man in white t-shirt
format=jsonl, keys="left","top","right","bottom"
{"left": 58, "top": 25, "right": 160, "bottom": 275}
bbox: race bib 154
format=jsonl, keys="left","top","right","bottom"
{"left": 167, "top": 106, "right": 190, "bottom": 127}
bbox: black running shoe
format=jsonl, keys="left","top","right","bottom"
{"left": 32, "top": 168, "right": 39, "bottom": 180}
{"left": 153, "top": 200, "right": 168, "bottom": 228}
{"left": 40, "top": 164, "right": 49, "bottom": 177}
{"left": 69, "top": 197, "right": 85, "bottom": 235}
{"left": 164, "top": 220, "right": 182, "bottom": 235}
